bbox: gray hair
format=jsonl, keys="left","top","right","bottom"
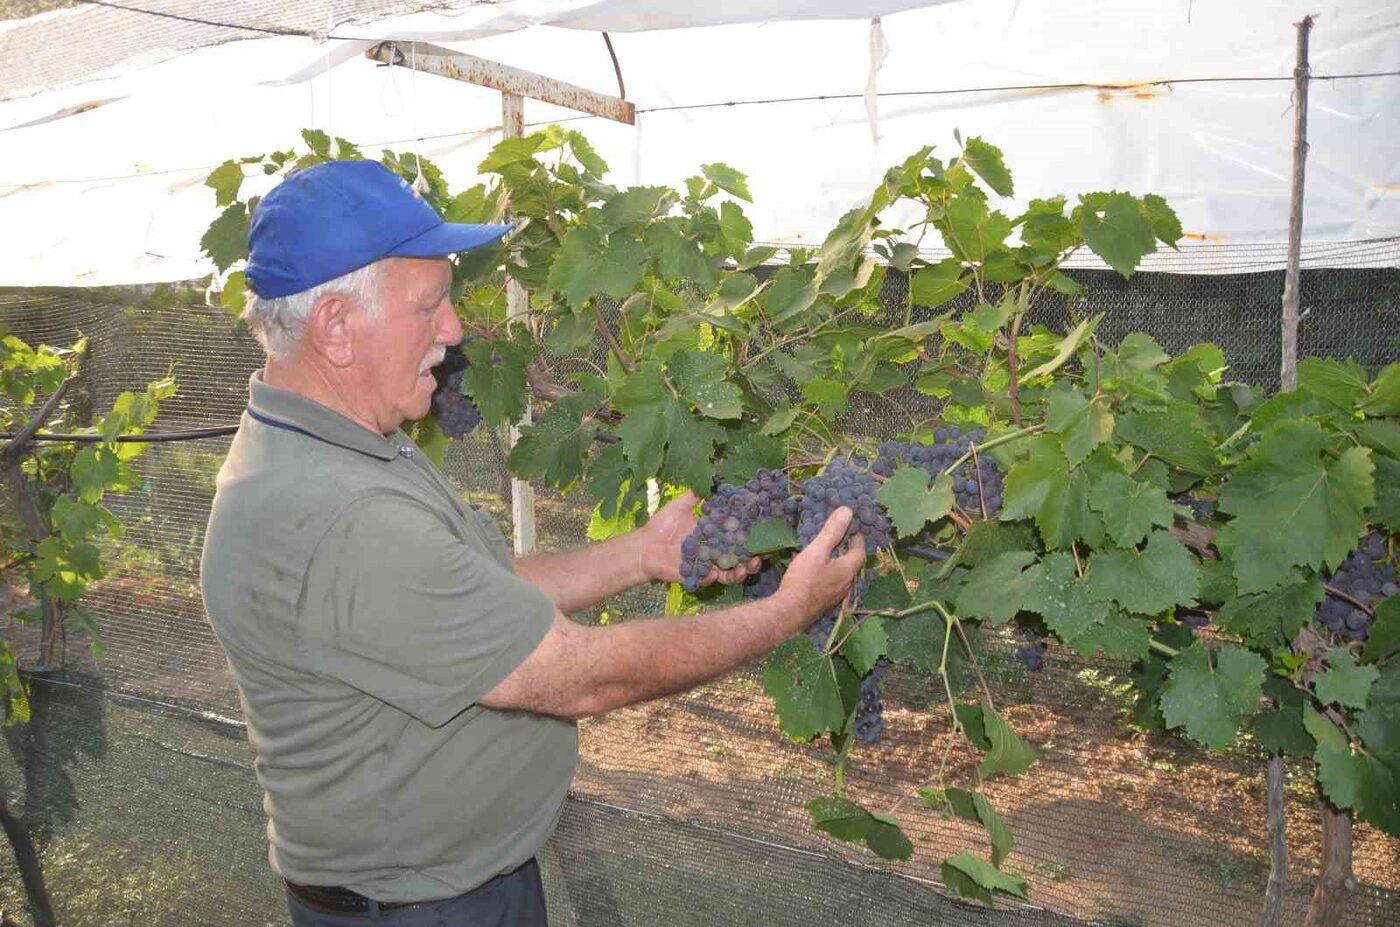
{"left": 243, "top": 262, "right": 383, "bottom": 359}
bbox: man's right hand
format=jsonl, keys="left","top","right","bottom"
{"left": 774, "top": 506, "right": 867, "bottom": 631}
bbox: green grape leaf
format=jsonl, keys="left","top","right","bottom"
{"left": 961, "top": 137, "right": 1014, "bottom": 197}
{"left": 201, "top": 203, "right": 249, "bottom": 273}
{"left": 1021, "top": 316, "right": 1102, "bottom": 382}
{"left": 546, "top": 226, "right": 646, "bottom": 311}
{"left": 1142, "top": 193, "right": 1183, "bottom": 246}
{"left": 762, "top": 266, "right": 820, "bottom": 326}
{"left": 939, "top": 788, "right": 1015, "bottom": 867}
{"left": 1064, "top": 608, "right": 1151, "bottom": 660}
{"left": 955, "top": 551, "right": 1036, "bottom": 625}
{"left": 966, "top": 298, "right": 1014, "bottom": 333}
{"left": 612, "top": 363, "right": 673, "bottom": 478}
{"left": 1361, "top": 362, "right": 1400, "bottom": 416}
{"left": 885, "top": 607, "right": 945, "bottom": 674}
{"left": 909, "top": 257, "right": 967, "bottom": 309}
{"left": 49, "top": 496, "right": 103, "bottom": 543}
{"left": 1216, "top": 571, "right": 1324, "bottom": 647}
{"left": 1079, "top": 191, "right": 1157, "bottom": 278}
{"left": 801, "top": 379, "right": 848, "bottom": 420}
{"left": 1115, "top": 405, "right": 1218, "bottom": 475}
{"left": 1373, "top": 456, "right": 1400, "bottom": 534}
{"left": 1089, "top": 472, "right": 1174, "bottom": 548}
{"left": 1364, "top": 596, "right": 1400, "bottom": 664}
{"left": 599, "top": 186, "right": 676, "bottom": 228}
{"left": 979, "top": 702, "right": 1036, "bottom": 779}
{"left": 1305, "top": 707, "right": 1364, "bottom": 811}
{"left": 941, "top": 852, "right": 1029, "bottom": 905}
{"left": 658, "top": 406, "right": 726, "bottom": 493}
{"left": 1216, "top": 421, "right": 1374, "bottom": 594}
{"left": 746, "top": 518, "right": 798, "bottom": 555}
{"left": 205, "top": 159, "right": 244, "bottom": 207}
{"left": 878, "top": 468, "right": 954, "bottom": 539}
{"left": 1023, "top": 552, "right": 1102, "bottom": 642}
{"left": 219, "top": 270, "right": 247, "bottom": 317}
{"left": 1161, "top": 643, "right": 1266, "bottom": 750}
{"left": 70, "top": 446, "right": 121, "bottom": 502}
{"left": 1315, "top": 650, "right": 1380, "bottom": 709}
{"left": 1197, "top": 558, "right": 1236, "bottom": 605}
{"left": 667, "top": 349, "right": 743, "bottom": 419}
{"left": 999, "top": 434, "right": 1097, "bottom": 549}
{"left": 715, "top": 434, "right": 786, "bottom": 485}
{"left": 1087, "top": 530, "right": 1199, "bottom": 615}
{"left": 955, "top": 521, "right": 1037, "bottom": 568}
{"left": 807, "top": 796, "right": 913, "bottom": 861}
{"left": 1252, "top": 679, "right": 1315, "bottom": 757}
{"left": 1298, "top": 357, "right": 1371, "bottom": 410}
{"left": 1044, "top": 386, "right": 1114, "bottom": 466}
{"left": 763, "top": 636, "right": 848, "bottom": 741}
{"left": 1348, "top": 420, "right": 1400, "bottom": 459}
{"left": 507, "top": 384, "right": 606, "bottom": 490}
{"left": 586, "top": 442, "right": 635, "bottom": 520}
{"left": 701, "top": 162, "right": 752, "bottom": 202}
{"left": 462, "top": 335, "right": 534, "bottom": 427}
{"left": 841, "top": 616, "right": 888, "bottom": 676}
{"left": 863, "top": 571, "right": 912, "bottom": 611}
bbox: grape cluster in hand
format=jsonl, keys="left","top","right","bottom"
{"left": 743, "top": 563, "right": 782, "bottom": 600}
{"left": 679, "top": 469, "right": 796, "bottom": 592}
{"left": 853, "top": 658, "right": 891, "bottom": 744}
{"left": 1315, "top": 532, "right": 1396, "bottom": 643}
{"left": 430, "top": 344, "right": 483, "bottom": 439}
{"left": 873, "top": 426, "right": 1004, "bottom": 517}
{"left": 1013, "top": 627, "right": 1047, "bottom": 672}
{"left": 797, "top": 456, "right": 891, "bottom": 555}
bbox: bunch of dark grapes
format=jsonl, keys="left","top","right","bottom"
{"left": 805, "top": 570, "right": 871, "bottom": 650}
{"left": 678, "top": 469, "right": 795, "bottom": 592}
{"left": 853, "top": 658, "right": 891, "bottom": 744}
{"left": 796, "top": 456, "right": 891, "bottom": 555}
{"left": 743, "top": 563, "right": 782, "bottom": 600}
{"left": 430, "top": 343, "right": 482, "bottom": 439}
{"left": 873, "top": 426, "right": 1004, "bottom": 517}
{"left": 1012, "top": 627, "right": 1048, "bottom": 672}
{"left": 1314, "top": 532, "right": 1396, "bottom": 643}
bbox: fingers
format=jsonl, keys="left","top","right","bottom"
{"left": 804, "top": 506, "right": 853, "bottom": 560}
{"left": 839, "top": 533, "right": 867, "bottom": 582}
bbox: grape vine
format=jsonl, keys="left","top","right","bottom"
{"left": 202, "top": 128, "right": 1400, "bottom": 913}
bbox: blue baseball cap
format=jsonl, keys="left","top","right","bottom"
{"left": 245, "top": 159, "right": 511, "bottom": 299}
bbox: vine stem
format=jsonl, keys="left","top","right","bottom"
{"left": 936, "top": 605, "right": 962, "bottom": 736}
{"left": 1324, "top": 584, "right": 1374, "bottom": 616}
{"left": 969, "top": 441, "right": 989, "bottom": 517}
{"left": 0, "top": 377, "right": 75, "bottom": 458}
{"left": 1149, "top": 639, "right": 1181, "bottom": 659}
{"left": 590, "top": 297, "right": 634, "bottom": 373}
{"left": 943, "top": 423, "right": 1042, "bottom": 476}
{"left": 936, "top": 602, "right": 997, "bottom": 709}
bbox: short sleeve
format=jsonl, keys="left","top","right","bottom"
{"left": 297, "top": 493, "right": 556, "bottom": 727}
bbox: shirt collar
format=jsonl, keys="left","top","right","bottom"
{"left": 246, "top": 371, "right": 401, "bottom": 462}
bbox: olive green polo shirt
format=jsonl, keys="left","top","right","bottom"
{"left": 200, "top": 372, "right": 576, "bottom": 903}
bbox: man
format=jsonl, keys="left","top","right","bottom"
{"left": 200, "top": 159, "right": 864, "bottom": 926}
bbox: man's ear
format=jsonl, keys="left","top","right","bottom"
{"left": 305, "top": 292, "right": 356, "bottom": 367}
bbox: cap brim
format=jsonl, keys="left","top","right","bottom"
{"left": 387, "top": 221, "right": 512, "bottom": 259}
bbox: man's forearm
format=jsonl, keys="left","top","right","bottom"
{"left": 514, "top": 532, "right": 652, "bottom": 613}
{"left": 576, "top": 596, "right": 800, "bottom": 714}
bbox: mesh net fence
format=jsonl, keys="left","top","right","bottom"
{"left": 1, "top": 241, "right": 1399, "bottom": 927}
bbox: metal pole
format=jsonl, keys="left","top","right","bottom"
{"left": 501, "top": 90, "right": 536, "bottom": 556}
{"left": 1279, "top": 15, "right": 1313, "bottom": 391}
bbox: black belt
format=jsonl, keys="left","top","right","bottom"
{"left": 285, "top": 881, "right": 426, "bottom": 916}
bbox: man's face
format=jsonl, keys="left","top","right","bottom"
{"left": 352, "top": 257, "right": 462, "bottom": 433}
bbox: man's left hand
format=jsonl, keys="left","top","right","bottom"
{"left": 639, "top": 490, "right": 761, "bottom": 586}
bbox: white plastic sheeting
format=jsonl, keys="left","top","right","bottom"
{"left": 0, "top": 0, "right": 1397, "bottom": 286}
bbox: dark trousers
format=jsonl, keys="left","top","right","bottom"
{"left": 286, "top": 859, "right": 548, "bottom": 926}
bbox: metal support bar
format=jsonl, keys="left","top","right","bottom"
{"left": 1280, "top": 15, "right": 1313, "bottom": 391}
{"left": 501, "top": 90, "right": 536, "bottom": 556}
{"left": 366, "top": 41, "right": 635, "bottom": 125}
